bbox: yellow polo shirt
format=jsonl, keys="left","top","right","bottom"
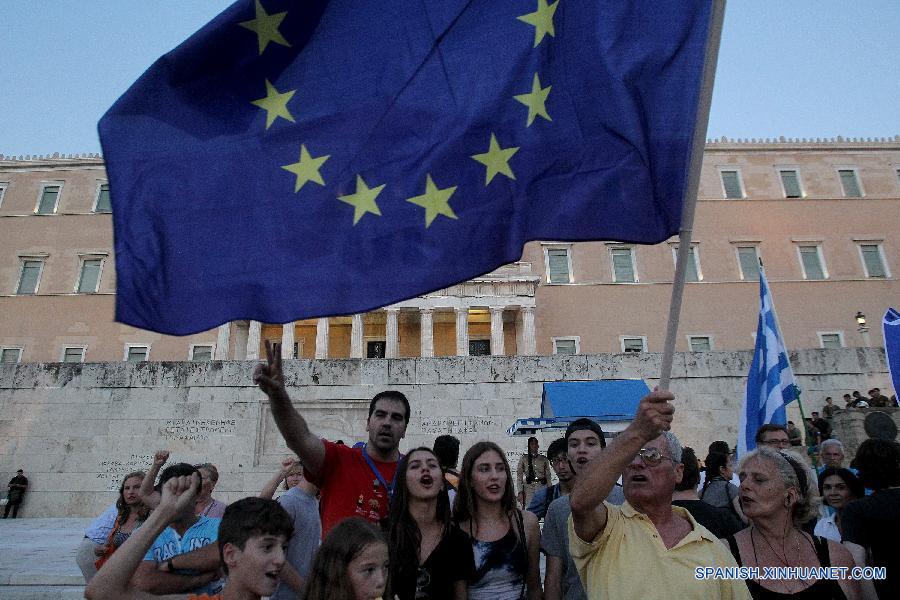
{"left": 568, "top": 501, "right": 751, "bottom": 600}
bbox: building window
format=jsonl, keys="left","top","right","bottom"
{"left": 837, "top": 169, "right": 863, "bottom": 198}
{"left": 190, "top": 345, "right": 213, "bottom": 361}
{"left": 620, "top": 336, "right": 647, "bottom": 353}
{"left": 859, "top": 244, "right": 888, "bottom": 278}
{"left": 672, "top": 245, "right": 701, "bottom": 281}
{"left": 817, "top": 332, "right": 844, "bottom": 349}
{"left": 719, "top": 169, "right": 744, "bottom": 199}
{"left": 94, "top": 182, "right": 111, "bottom": 213}
{"left": 366, "top": 340, "right": 386, "bottom": 358}
{"left": 125, "top": 345, "right": 150, "bottom": 362}
{"left": 1, "top": 347, "right": 23, "bottom": 364}
{"left": 610, "top": 247, "right": 637, "bottom": 283}
{"left": 61, "top": 347, "right": 86, "bottom": 363}
{"left": 35, "top": 183, "right": 62, "bottom": 215}
{"left": 552, "top": 337, "right": 579, "bottom": 355}
{"left": 688, "top": 336, "right": 712, "bottom": 352}
{"left": 0, "top": 183, "right": 7, "bottom": 208}
{"left": 544, "top": 246, "right": 572, "bottom": 284}
{"left": 76, "top": 257, "right": 104, "bottom": 293}
{"left": 798, "top": 245, "right": 827, "bottom": 280}
{"left": 778, "top": 169, "right": 803, "bottom": 198}
{"left": 469, "top": 339, "right": 491, "bottom": 356}
{"left": 737, "top": 246, "right": 760, "bottom": 281}
{"left": 16, "top": 259, "right": 44, "bottom": 295}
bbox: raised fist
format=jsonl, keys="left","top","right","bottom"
{"left": 153, "top": 450, "right": 170, "bottom": 467}
{"left": 158, "top": 473, "right": 199, "bottom": 516}
{"left": 630, "top": 390, "right": 676, "bottom": 443}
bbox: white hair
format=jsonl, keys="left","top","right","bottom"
{"left": 819, "top": 438, "right": 844, "bottom": 454}
{"left": 660, "top": 431, "right": 683, "bottom": 463}
{"left": 738, "top": 446, "right": 820, "bottom": 525}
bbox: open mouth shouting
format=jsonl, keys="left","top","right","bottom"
{"left": 485, "top": 483, "right": 502, "bottom": 495}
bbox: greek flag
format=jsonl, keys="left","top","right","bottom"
{"left": 737, "top": 266, "right": 799, "bottom": 456}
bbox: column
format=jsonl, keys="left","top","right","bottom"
{"left": 214, "top": 323, "right": 231, "bottom": 360}
{"left": 233, "top": 321, "right": 249, "bottom": 360}
{"left": 246, "top": 320, "right": 261, "bottom": 360}
{"left": 419, "top": 308, "right": 434, "bottom": 358}
{"left": 520, "top": 306, "right": 536, "bottom": 355}
{"left": 315, "top": 318, "right": 330, "bottom": 359}
{"left": 490, "top": 306, "right": 505, "bottom": 356}
{"left": 385, "top": 308, "right": 399, "bottom": 358}
{"left": 351, "top": 314, "right": 364, "bottom": 358}
{"left": 455, "top": 307, "right": 469, "bottom": 356}
{"left": 281, "top": 322, "right": 295, "bottom": 359}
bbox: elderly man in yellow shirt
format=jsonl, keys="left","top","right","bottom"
{"left": 568, "top": 390, "right": 751, "bottom": 600}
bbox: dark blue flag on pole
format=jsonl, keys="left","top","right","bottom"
{"left": 99, "top": 0, "right": 714, "bottom": 335}
{"left": 884, "top": 308, "right": 900, "bottom": 398}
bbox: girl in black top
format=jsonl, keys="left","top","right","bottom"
{"left": 388, "top": 447, "right": 475, "bottom": 600}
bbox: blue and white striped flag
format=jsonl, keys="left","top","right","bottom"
{"left": 737, "top": 266, "right": 799, "bottom": 456}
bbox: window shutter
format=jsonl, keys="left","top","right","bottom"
{"left": 547, "top": 249, "right": 570, "bottom": 283}
{"left": 780, "top": 170, "right": 801, "bottom": 198}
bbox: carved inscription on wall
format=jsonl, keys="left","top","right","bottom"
{"left": 254, "top": 403, "right": 368, "bottom": 466}
{"left": 419, "top": 416, "right": 499, "bottom": 434}
{"left": 159, "top": 418, "right": 236, "bottom": 442}
{"left": 96, "top": 454, "right": 153, "bottom": 491}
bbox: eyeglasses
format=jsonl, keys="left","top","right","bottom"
{"left": 635, "top": 448, "right": 675, "bottom": 467}
{"left": 762, "top": 438, "right": 791, "bottom": 448}
{"left": 550, "top": 456, "right": 569, "bottom": 466}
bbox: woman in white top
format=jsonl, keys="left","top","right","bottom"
{"left": 814, "top": 467, "right": 864, "bottom": 542}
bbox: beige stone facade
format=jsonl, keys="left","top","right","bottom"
{"left": 0, "top": 348, "right": 891, "bottom": 517}
{"left": 2, "top": 137, "right": 899, "bottom": 364}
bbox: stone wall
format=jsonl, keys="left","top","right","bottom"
{"left": 0, "top": 348, "right": 890, "bottom": 517}
{"left": 830, "top": 407, "right": 900, "bottom": 461}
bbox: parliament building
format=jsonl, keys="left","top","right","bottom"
{"left": 2, "top": 136, "right": 899, "bottom": 365}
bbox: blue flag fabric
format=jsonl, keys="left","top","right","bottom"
{"left": 884, "top": 308, "right": 900, "bottom": 399}
{"left": 737, "top": 267, "right": 799, "bottom": 457}
{"left": 99, "top": 0, "right": 713, "bottom": 335}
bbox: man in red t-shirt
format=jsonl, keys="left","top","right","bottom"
{"left": 254, "top": 341, "right": 409, "bottom": 535}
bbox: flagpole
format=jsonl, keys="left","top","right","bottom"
{"left": 659, "top": 0, "right": 727, "bottom": 391}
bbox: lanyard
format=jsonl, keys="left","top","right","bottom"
{"left": 362, "top": 444, "right": 401, "bottom": 504}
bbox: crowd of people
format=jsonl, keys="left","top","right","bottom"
{"left": 74, "top": 341, "right": 897, "bottom": 600}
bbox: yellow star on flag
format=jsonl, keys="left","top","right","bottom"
{"left": 252, "top": 80, "right": 296, "bottom": 129}
{"left": 281, "top": 145, "right": 329, "bottom": 192}
{"left": 517, "top": 0, "right": 559, "bottom": 48}
{"left": 471, "top": 133, "right": 519, "bottom": 185}
{"left": 406, "top": 174, "right": 458, "bottom": 228}
{"left": 239, "top": 0, "right": 291, "bottom": 55}
{"left": 338, "top": 176, "right": 385, "bottom": 225}
{"left": 514, "top": 73, "right": 552, "bottom": 126}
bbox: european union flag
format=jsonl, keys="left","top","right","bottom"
{"left": 99, "top": 0, "right": 714, "bottom": 335}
